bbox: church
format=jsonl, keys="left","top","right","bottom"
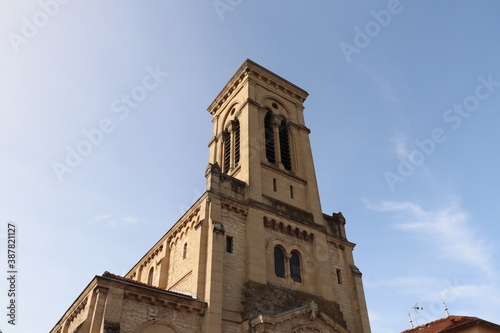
{"left": 50, "top": 59, "right": 372, "bottom": 333}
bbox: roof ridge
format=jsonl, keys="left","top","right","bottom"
{"left": 401, "top": 315, "right": 480, "bottom": 333}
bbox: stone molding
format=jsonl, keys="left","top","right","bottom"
{"left": 263, "top": 216, "right": 314, "bottom": 243}
{"left": 167, "top": 206, "right": 201, "bottom": 247}
{"left": 123, "top": 290, "right": 206, "bottom": 315}
{"left": 68, "top": 296, "right": 88, "bottom": 323}
{"left": 260, "top": 162, "right": 307, "bottom": 184}
{"left": 52, "top": 295, "right": 88, "bottom": 333}
{"left": 221, "top": 198, "right": 248, "bottom": 216}
{"left": 208, "top": 59, "right": 308, "bottom": 116}
{"left": 136, "top": 244, "right": 164, "bottom": 273}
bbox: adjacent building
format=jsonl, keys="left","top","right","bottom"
{"left": 402, "top": 315, "right": 500, "bottom": 333}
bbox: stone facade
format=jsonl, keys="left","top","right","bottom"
{"left": 50, "top": 59, "right": 371, "bottom": 333}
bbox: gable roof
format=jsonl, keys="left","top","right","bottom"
{"left": 402, "top": 315, "right": 500, "bottom": 333}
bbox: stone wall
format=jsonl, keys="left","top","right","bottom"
{"left": 166, "top": 216, "right": 202, "bottom": 295}
{"left": 222, "top": 206, "right": 247, "bottom": 313}
{"left": 329, "top": 241, "right": 355, "bottom": 332}
{"left": 241, "top": 281, "right": 347, "bottom": 329}
{"left": 119, "top": 296, "right": 203, "bottom": 333}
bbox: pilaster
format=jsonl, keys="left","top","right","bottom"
{"left": 89, "top": 287, "right": 109, "bottom": 333}
{"left": 202, "top": 197, "right": 225, "bottom": 333}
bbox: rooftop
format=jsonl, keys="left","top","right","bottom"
{"left": 402, "top": 315, "right": 500, "bottom": 333}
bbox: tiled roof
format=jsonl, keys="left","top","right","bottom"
{"left": 101, "top": 271, "right": 195, "bottom": 299}
{"left": 401, "top": 316, "right": 479, "bottom": 333}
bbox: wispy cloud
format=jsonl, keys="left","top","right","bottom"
{"left": 365, "top": 276, "right": 441, "bottom": 291}
{"left": 366, "top": 200, "right": 496, "bottom": 276}
{"left": 357, "top": 63, "right": 399, "bottom": 104}
{"left": 87, "top": 215, "right": 139, "bottom": 228}
{"left": 365, "top": 274, "right": 499, "bottom": 326}
{"left": 392, "top": 132, "right": 409, "bottom": 159}
{"left": 366, "top": 275, "right": 463, "bottom": 301}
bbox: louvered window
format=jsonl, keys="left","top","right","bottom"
{"left": 223, "top": 131, "right": 231, "bottom": 173}
{"left": 234, "top": 121, "right": 240, "bottom": 167}
{"left": 279, "top": 120, "right": 291, "bottom": 170}
{"left": 265, "top": 112, "right": 276, "bottom": 163}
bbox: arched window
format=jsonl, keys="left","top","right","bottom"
{"left": 290, "top": 251, "right": 301, "bottom": 283}
{"left": 265, "top": 112, "right": 276, "bottom": 163}
{"left": 222, "top": 120, "right": 240, "bottom": 173}
{"left": 279, "top": 120, "right": 291, "bottom": 170}
{"left": 274, "top": 246, "right": 285, "bottom": 278}
{"left": 147, "top": 266, "right": 154, "bottom": 285}
{"left": 264, "top": 111, "right": 293, "bottom": 170}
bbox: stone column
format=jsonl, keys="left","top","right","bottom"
{"left": 272, "top": 115, "right": 284, "bottom": 169}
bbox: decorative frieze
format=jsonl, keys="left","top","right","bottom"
{"left": 221, "top": 199, "right": 248, "bottom": 216}
{"left": 263, "top": 216, "right": 314, "bottom": 242}
{"left": 67, "top": 296, "right": 88, "bottom": 323}
{"left": 167, "top": 206, "right": 201, "bottom": 246}
{"left": 138, "top": 244, "right": 164, "bottom": 271}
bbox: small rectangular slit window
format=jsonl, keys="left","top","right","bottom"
{"left": 183, "top": 243, "right": 187, "bottom": 259}
{"left": 273, "top": 178, "right": 277, "bottom": 192}
{"left": 226, "top": 236, "right": 233, "bottom": 253}
{"left": 336, "top": 269, "right": 342, "bottom": 284}
{"left": 290, "top": 185, "right": 294, "bottom": 198}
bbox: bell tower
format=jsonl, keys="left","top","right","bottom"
{"left": 207, "top": 59, "right": 325, "bottom": 225}
{"left": 204, "top": 59, "right": 371, "bottom": 332}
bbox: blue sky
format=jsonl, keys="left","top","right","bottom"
{"left": 1, "top": 1, "right": 499, "bottom": 332}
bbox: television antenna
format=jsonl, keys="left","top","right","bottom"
{"left": 410, "top": 303, "right": 425, "bottom": 326}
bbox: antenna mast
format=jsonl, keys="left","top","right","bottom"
{"left": 408, "top": 313, "right": 414, "bottom": 329}
{"left": 443, "top": 301, "right": 450, "bottom": 317}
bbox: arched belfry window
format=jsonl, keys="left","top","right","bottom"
{"left": 265, "top": 112, "right": 276, "bottom": 163}
{"left": 279, "top": 120, "right": 291, "bottom": 170}
{"left": 274, "top": 246, "right": 286, "bottom": 278}
{"left": 222, "top": 119, "right": 240, "bottom": 173}
{"left": 264, "top": 110, "right": 292, "bottom": 170}
{"left": 290, "top": 251, "right": 302, "bottom": 283}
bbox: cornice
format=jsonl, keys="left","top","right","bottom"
{"left": 221, "top": 197, "right": 248, "bottom": 216}
{"left": 207, "top": 59, "right": 309, "bottom": 116}
{"left": 208, "top": 66, "right": 250, "bottom": 116}
{"left": 260, "top": 162, "right": 307, "bottom": 184}
{"left": 122, "top": 291, "right": 206, "bottom": 314}
{"left": 326, "top": 234, "right": 356, "bottom": 248}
